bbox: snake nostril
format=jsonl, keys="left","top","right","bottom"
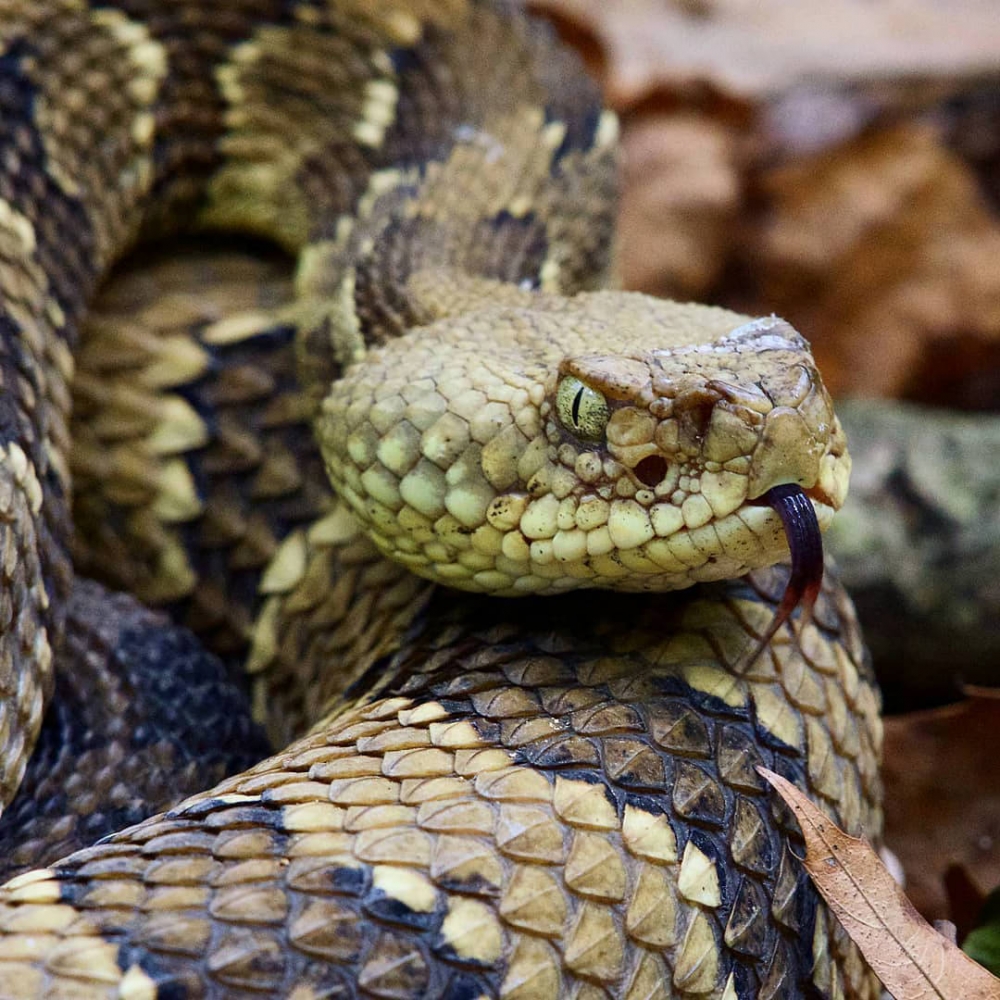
{"left": 634, "top": 455, "right": 668, "bottom": 488}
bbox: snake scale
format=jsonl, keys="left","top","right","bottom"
{"left": 0, "top": 2, "right": 882, "bottom": 998}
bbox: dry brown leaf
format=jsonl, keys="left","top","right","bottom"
{"left": 882, "top": 697, "right": 1000, "bottom": 921}
{"left": 617, "top": 114, "right": 740, "bottom": 298}
{"left": 758, "top": 766, "right": 1000, "bottom": 1000}
{"left": 754, "top": 124, "right": 1000, "bottom": 399}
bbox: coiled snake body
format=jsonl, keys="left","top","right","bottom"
{"left": 0, "top": 3, "right": 881, "bottom": 998}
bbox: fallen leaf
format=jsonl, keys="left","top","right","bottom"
{"left": 617, "top": 114, "right": 741, "bottom": 298}
{"left": 881, "top": 697, "right": 1000, "bottom": 920}
{"left": 753, "top": 124, "right": 1000, "bottom": 400}
{"left": 759, "top": 766, "right": 1000, "bottom": 999}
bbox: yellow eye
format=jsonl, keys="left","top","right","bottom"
{"left": 556, "top": 376, "right": 609, "bottom": 442}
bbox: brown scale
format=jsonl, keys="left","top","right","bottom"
{"left": 0, "top": 2, "right": 881, "bottom": 997}
{"left": 71, "top": 243, "right": 314, "bottom": 647}
{"left": 0, "top": 579, "right": 269, "bottom": 884}
{"left": 71, "top": 242, "right": 433, "bottom": 745}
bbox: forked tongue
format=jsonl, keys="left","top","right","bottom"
{"left": 747, "top": 484, "right": 824, "bottom": 665}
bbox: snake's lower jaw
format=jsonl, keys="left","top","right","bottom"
{"left": 334, "top": 483, "right": 838, "bottom": 599}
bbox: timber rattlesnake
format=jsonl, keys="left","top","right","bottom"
{"left": 0, "top": 3, "right": 879, "bottom": 998}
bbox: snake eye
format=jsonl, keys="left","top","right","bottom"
{"left": 556, "top": 376, "right": 609, "bottom": 442}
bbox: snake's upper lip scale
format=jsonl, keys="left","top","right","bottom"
{"left": 803, "top": 483, "right": 838, "bottom": 510}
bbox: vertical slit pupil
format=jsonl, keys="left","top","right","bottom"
{"left": 571, "top": 387, "right": 583, "bottom": 426}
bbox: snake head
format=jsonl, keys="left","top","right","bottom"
{"left": 556, "top": 315, "right": 844, "bottom": 506}
{"left": 317, "top": 294, "right": 849, "bottom": 596}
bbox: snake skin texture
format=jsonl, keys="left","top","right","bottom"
{"left": 0, "top": 578, "right": 270, "bottom": 884}
{"left": 0, "top": 2, "right": 881, "bottom": 998}
{"left": 0, "top": 561, "right": 881, "bottom": 999}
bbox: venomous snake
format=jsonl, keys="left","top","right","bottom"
{"left": 0, "top": 2, "right": 882, "bottom": 998}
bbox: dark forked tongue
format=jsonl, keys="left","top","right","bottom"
{"left": 747, "top": 484, "right": 824, "bottom": 665}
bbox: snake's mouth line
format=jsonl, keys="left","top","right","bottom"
{"left": 745, "top": 482, "right": 837, "bottom": 511}
{"left": 445, "top": 489, "right": 836, "bottom": 596}
{"left": 360, "top": 479, "right": 841, "bottom": 597}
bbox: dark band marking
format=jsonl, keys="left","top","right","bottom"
{"left": 0, "top": 583, "right": 268, "bottom": 882}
